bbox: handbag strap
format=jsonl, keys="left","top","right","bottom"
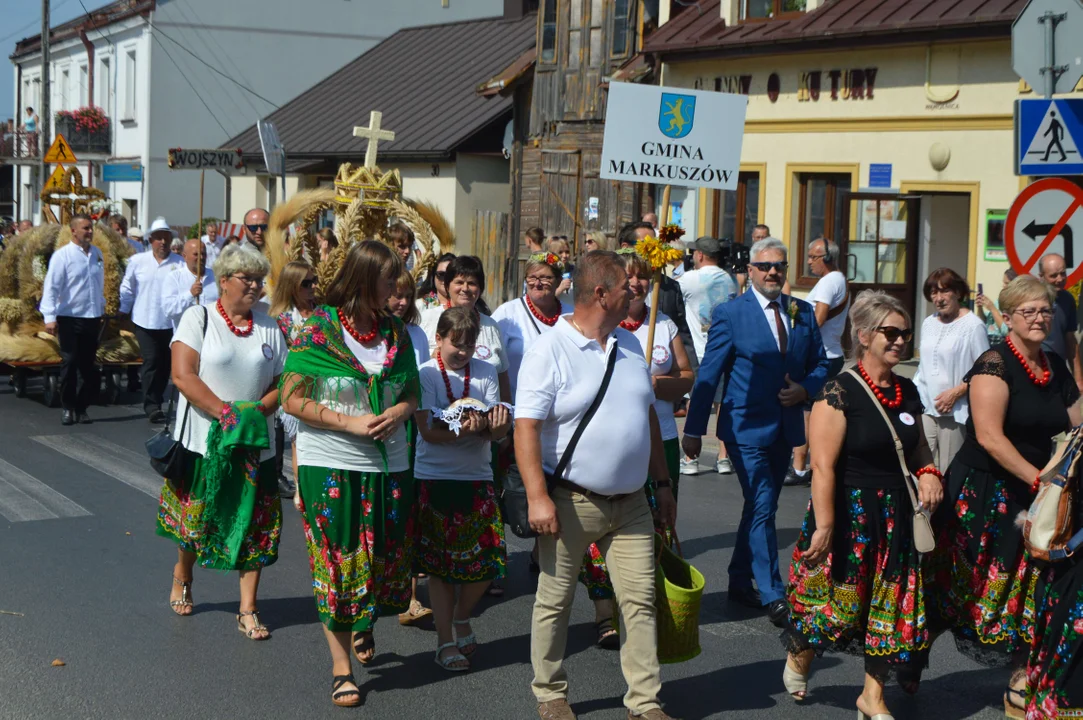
{"left": 551, "top": 339, "right": 619, "bottom": 483}
{"left": 521, "top": 297, "right": 542, "bottom": 335}
{"left": 172, "top": 306, "right": 209, "bottom": 439}
{"left": 844, "top": 368, "right": 923, "bottom": 511}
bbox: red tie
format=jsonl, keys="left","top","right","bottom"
{"left": 768, "top": 301, "right": 788, "bottom": 354}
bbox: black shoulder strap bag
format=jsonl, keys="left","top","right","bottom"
{"left": 502, "top": 342, "right": 619, "bottom": 538}
{"left": 146, "top": 306, "right": 208, "bottom": 482}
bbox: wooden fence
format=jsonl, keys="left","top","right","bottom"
{"left": 471, "top": 210, "right": 520, "bottom": 306}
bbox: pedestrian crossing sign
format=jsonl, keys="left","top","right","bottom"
{"left": 1016, "top": 98, "right": 1083, "bottom": 176}
{"left": 43, "top": 133, "right": 77, "bottom": 165}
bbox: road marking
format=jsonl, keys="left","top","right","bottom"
{"left": 0, "top": 457, "right": 91, "bottom": 522}
{"left": 31, "top": 435, "right": 162, "bottom": 499}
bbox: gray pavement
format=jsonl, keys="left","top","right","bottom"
{"left": 0, "top": 376, "right": 1006, "bottom": 720}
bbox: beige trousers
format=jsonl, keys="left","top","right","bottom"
{"left": 921, "top": 413, "right": 966, "bottom": 472}
{"left": 531, "top": 485, "right": 661, "bottom": 714}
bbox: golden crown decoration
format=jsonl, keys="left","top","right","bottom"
{"left": 333, "top": 163, "right": 402, "bottom": 210}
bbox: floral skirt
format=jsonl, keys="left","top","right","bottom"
{"left": 926, "top": 463, "right": 1041, "bottom": 666}
{"left": 782, "top": 486, "right": 930, "bottom": 681}
{"left": 1026, "top": 559, "right": 1083, "bottom": 718}
{"left": 156, "top": 455, "right": 281, "bottom": 572}
{"left": 297, "top": 466, "right": 416, "bottom": 632}
{"left": 577, "top": 438, "right": 681, "bottom": 601}
{"left": 417, "top": 479, "right": 506, "bottom": 583}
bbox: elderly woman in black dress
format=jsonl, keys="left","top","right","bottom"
{"left": 782, "top": 290, "right": 943, "bottom": 720}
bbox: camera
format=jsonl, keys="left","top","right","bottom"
{"left": 719, "top": 239, "right": 750, "bottom": 275}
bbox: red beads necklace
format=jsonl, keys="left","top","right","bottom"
{"left": 856, "top": 361, "right": 903, "bottom": 409}
{"left": 525, "top": 294, "right": 560, "bottom": 327}
{"left": 341, "top": 312, "right": 379, "bottom": 344}
{"left": 620, "top": 316, "right": 645, "bottom": 332}
{"left": 436, "top": 351, "right": 470, "bottom": 401}
{"left": 1006, "top": 336, "right": 1051, "bottom": 387}
{"left": 217, "top": 300, "right": 253, "bottom": 337}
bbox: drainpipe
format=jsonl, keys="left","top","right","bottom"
{"left": 79, "top": 29, "right": 94, "bottom": 108}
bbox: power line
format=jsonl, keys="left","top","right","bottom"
{"left": 0, "top": 0, "right": 75, "bottom": 45}
{"left": 154, "top": 34, "right": 232, "bottom": 139}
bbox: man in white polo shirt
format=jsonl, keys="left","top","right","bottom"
{"left": 119, "top": 216, "right": 184, "bottom": 423}
{"left": 161, "top": 237, "right": 218, "bottom": 331}
{"left": 516, "top": 251, "right": 677, "bottom": 720}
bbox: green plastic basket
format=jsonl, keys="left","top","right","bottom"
{"left": 655, "top": 532, "right": 704, "bottom": 664}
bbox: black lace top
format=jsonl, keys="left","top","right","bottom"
{"left": 954, "top": 344, "right": 1079, "bottom": 475}
{"left": 816, "top": 370, "right": 924, "bottom": 489}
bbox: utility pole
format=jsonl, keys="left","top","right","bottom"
{"left": 39, "top": 0, "right": 51, "bottom": 198}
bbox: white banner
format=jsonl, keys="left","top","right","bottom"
{"left": 600, "top": 82, "right": 747, "bottom": 191}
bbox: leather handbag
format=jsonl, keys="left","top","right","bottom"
{"left": 845, "top": 369, "right": 936, "bottom": 554}
{"left": 501, "top": 344, "right": 618, "bottom": 539}
{"left": 146, "top": 307, "right": 207, "bottom": 481}
{"left": 1025, "top": 425, "right": 1083, "bottom": 562}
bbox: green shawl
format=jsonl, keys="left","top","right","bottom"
{"left": 202, "top": 401, "right": 270, "bottom": 568}
{"left": 278, "top": 306, "right": 420, "bottom": 469}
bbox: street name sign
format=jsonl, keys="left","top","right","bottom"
{"left": 43, "top": 134, "right": 76, "bottom": 164}
{"left": 1012, "top": 0, "right": 1083, "bottom": 96}
{"left": 1006, "top": 178, "right": 1083, "bottom": 286}
{"left": 167, "top": 148, "right": 245, "bottom": 172}
{"left": 600, "top": 81, "right": 747, "bottom": 191}
{"left": 1015, "top": 98, "right": 1083, "bottom": 175}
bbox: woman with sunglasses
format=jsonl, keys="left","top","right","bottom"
{"left": 913, "top": 268, "right": 989, "bottom": 472}
{"left": 928, "top": 275, "right": 1081, "bottom": 719}
{"left": 269, "top": 261, "right": 318, "bottom": 501}
{"left": 416, "top": 253, "right": 456, "bottom": 312}
{"left": 782, "top": 291, "right": 942, "bottom": 720}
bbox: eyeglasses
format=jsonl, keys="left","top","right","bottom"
{"left": 749, "top": 261, "right": 789, "bottom": 273}
{"left": 1015, "top": 308, "right": 1055, "bottom": 322}
{"left": 230, "top": 274, "right": 264, "bottom": 287}
{"left": 875, "top": 326, "right": 913, "bottom": 343}
{"left": 526, "top": 275, "right": 555, "bottom": 286}
{"left": 301, "top": 278, "right": 316, "bottom": 289}
{"left": 246, "top": 223, "right": 268, "bottom": 233}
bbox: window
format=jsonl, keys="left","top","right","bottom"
{"left": 568, "top": 0, "right": 582, "bottom": 69}
{"left": 611, "top": 0, "right": 630, "bottom": 56}
{"left": 851, "top": 198, "right": 911, "bottom": 285}
{"left": 78, "top": 64, "right": 88, "bottom": 106}
{"left": 59, "top": 67, "right": 70, "bottom": 111}
{"left": 795, "top": 173, "right": 852, "bottom": 284}
{"left": 99, "top": 57, "right": 114, "bottom": 113}
{"left": 123, "top": 50, "right": 137, "bottom": 121}
{"left": 588, "top": 0, "right": 603, "bottom": 66}
{"left": 713, "top": 172, "right": 761, "bottom": 245}
{"left": 540, "top": 0, "right": 557, "bottom": 63}
{"left": 742, "top": 0, "right": 806, "bottom": 20}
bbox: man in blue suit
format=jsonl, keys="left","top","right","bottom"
{"left": 682, "top": 237, "right": 830, "bottom": 627}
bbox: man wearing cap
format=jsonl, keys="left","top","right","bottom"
{"left": 242, "top": 208, "right": 269, "bottom": 253}
{"left": 127, "top": 227, "right": 146, "bottom": 254}
{"left": 677, "top": 237, "right": 739, "bottom": 476}
{"left": 161, "top": 237, "right": 218, "bottom": 332}
{"left": 119, "top": 217, "right": 184, "bottom": 423}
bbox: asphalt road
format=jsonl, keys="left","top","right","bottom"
{"left": 0, "top": 375, "right": 1008, "bottom": 720}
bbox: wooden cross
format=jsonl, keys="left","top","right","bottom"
{"left": 353, "top": 111, "right": 396, "bottom": 169}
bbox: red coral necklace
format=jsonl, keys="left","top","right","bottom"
{"left": 217, "top": 300, "right": 253, "bottom": 337}
{"left": 525, "top": 294, "right": 560, "bottom": 327}
{"left": 1006, "top": 336, "right": 1051, "bottom": 387}
{"left": 620, "top": 312, "right": 646, "bottom": 333}
{"left": 436, "top": 351, "right": 470, "bottom": 401}
{"left": 341, "top": 312, "right": 379, "bottom": 344}
{"left": 856, "top": 361, "right": 902, "bottom": 409}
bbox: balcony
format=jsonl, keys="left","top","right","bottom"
{"left": 55, "top": 115, "right": 111, "bottom": 155}
{"left": 0, "top": 129, "right": 40, "bottom": 162}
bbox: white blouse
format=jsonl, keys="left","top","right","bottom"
{"left": 418, "top": 306, "right": 509, "bottom": 375}
{"left": 914, "top": 311, "right": 990, "bottom": 424}
{"left": 491, "top": 296, "right": 572, "bottom": 399}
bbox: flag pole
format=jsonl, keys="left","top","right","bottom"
{"left": 196, "top": 169, "right": 205, "bottom": 295}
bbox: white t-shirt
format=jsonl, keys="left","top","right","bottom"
{"left": 407, "top": 323, "right": 430, "bottom": 369}
{"left": 631, "top": 313, "right": 679, "bottom": 441}
{"left": 419, "top": 306, "right": 509, "bottom": 375}
{"left": 677, "top": 265, "right": 738, "bottom": 361}
{"left": 914, "top": 311, "right": 990, "bottom": 424}
{"left": 414, "top": 359, "right": 501, "bottom": 481}
{"left": 491, "top": 297, "right": 572, "bottom": 399}
{"left": 516, "top": 317, "right": 654, "bottom": 495}
{"left": 294, "top": 327, "right": 411, "bottom": 473}
{"left": 171, "top": 305, "right": 287, "bottom": 461}
{"left": 806, "top": 270, "right": 848, "bottom": 359}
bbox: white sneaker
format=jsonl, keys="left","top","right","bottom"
{"left": 716, "top": 457, "right": 734, "bottom": 475}
{"left": 679, "top": 456, "right": 701, "bottom": 476}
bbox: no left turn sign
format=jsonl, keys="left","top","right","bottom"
{"left": 1006, "top": 178, "right": 1083, "bottom": 286}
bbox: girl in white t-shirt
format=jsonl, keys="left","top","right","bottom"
{"left": 413, "top": 307, "right": 511, "bottom": 672}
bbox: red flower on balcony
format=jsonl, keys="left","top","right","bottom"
{"left": 55, "top": 106, "right": 110, "bottom": 133}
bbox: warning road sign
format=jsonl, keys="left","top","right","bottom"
{"left": 43, "top": 165, "right": 67, "bottom": 191}
{"left": 1016, "top": 98, "right": 1083, "bottom": 176}
{"left": 1006, "top": 178, "right": 1083, "bottom": 286}
{"left": 43, "top": 134, "right": 77, "bottom": 164}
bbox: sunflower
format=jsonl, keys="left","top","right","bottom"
{"left": 635, "top": 236, "right": 684, "bottom": 272}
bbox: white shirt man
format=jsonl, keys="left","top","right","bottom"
{"left": 202, "top": 222, "right": 228, "bottom": 268}
{"left": 677, "top": 236, "right": 739, "bottom": 363}
{"left": 40, "top": 238, "right": 105, "bottom": 326}
{"left": 162, "top": 238, "right": 219, "bottom": 331}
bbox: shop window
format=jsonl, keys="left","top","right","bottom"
{"left": 713, "top": 171, "right": 761, "bottom": 245}
{"left": 540, "top": 0, "right": 557, "bottom": 63}
{"left": 796, "top": 172, "right": 851, "bottom": 284}
{"left": 611, "top": 0, "right": 630, "bottom": 57}
{"left": 742, "top": 0, "right": 806, "bottom": 20}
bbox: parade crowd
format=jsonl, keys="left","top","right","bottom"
{"left": 25, "top": 207, "right": 1083, "bottom": 720}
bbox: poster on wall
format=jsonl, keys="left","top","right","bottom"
{"left": 985, "top": 209, "right": 1007, "bottom": 261}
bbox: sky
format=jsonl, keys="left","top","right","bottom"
{"left": 0, "top": 0, "right": 110, "bottom": 120}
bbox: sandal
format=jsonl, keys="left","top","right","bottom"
{"left": 169, "top": 575, "right": 193, "bottom": 616}
{"left": 595, "top": 618, "right": 619, "bottom": 650}
{"left": 331, "top": 674, "right": 362, "bottom": 707}
{"left": 434, "top": 641, "right": 470, "bottom": 672}
{"left": 398, "top": 599, "right": 433, "bottom": 626}
{"left": 352, "top": 631, "right": 375, "bottom": 665}
{"left": 486, "top": 582, "right": 505, "bottom": 598}
{"left": 453, "top": 618, "right": 477, "bottom": 657}
{"left": 236, "top": 610, "right": 270, "bottom": 641}
{"left": 1004, "top": 684, "right": 1027, "bottom": 720}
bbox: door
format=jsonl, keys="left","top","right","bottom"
{"left": 540, "top": 150, "right": 581, "bottom": 239}
{"left": 840, "top": 193, "right": 921, "bottom": 351}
